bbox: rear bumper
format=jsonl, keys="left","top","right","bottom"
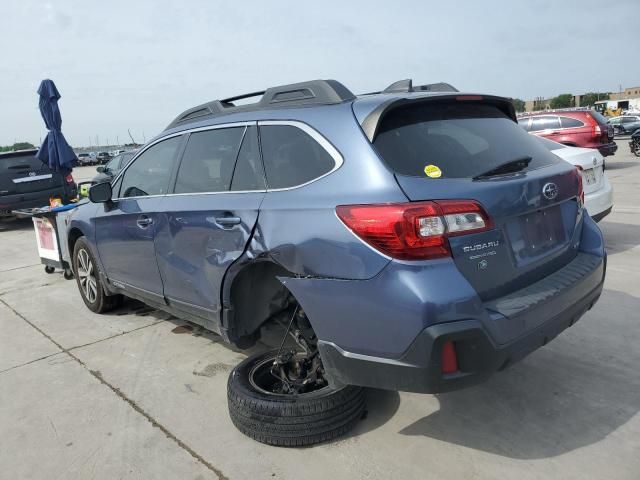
{"left": 585, "top": 176, "right": 613, "bottom": 221}
{"left": 597, "top": 142, "right": 618, "bottom": 157}
{"left": 320, "top": 252, "right": 605, "bottom": 393}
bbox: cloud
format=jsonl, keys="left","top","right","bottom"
{"left": 42, "top": 2, "right": 72, "bottom": 28}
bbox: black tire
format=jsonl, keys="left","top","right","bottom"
{"left": 44, "top": 265, "right": 55, "bottom": 274}
{"left": 227, "top": 350, "right": 365, "bottom": 447}
{"left": 73, "top": 237, "right": 122, "bottom": 313}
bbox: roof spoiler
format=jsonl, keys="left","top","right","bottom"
{"left": 382, "top": 79, "right": 459, "bottom": 93}
{"left": 165, "top": 79, "right": 356, "bottom": 131}
{"left": 359, "top": 94, "right": 517, "bottom": 142}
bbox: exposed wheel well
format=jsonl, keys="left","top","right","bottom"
{"left": 67, "top": 228, "right": 84, "bottom": 260}
{"left": 227, "top": 261, "right": 297, "bottom": 347}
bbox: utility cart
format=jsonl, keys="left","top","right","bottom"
{"left": 14, "top": 204, "right": 79, "bottom": 279}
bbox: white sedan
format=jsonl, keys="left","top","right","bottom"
{"left": 538, "top": 137, "right": 613, "bottom": 222}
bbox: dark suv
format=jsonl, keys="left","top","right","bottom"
{"left": 518, "top": 109, "right": 617, "bottom": 157}
{"left": 0, "top": 149, "right": 77, "bottom": 215}
{"left": 68, "top": 79, "right": 605, "bottom": 446}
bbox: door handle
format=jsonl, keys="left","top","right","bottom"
{"left": 136, "top": 216, "right": 153, "bottom": 228}
{"left": 215, "top": 216, "right": 241, "bottom": 228}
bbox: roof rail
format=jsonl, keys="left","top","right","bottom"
{"left": 165, "top": 79, "right": 356, "bottom": 130}
{"left": 382, "top": 79, "right": 459, "bottom": 93}
{"left": 518, "top": 106, "right": 595, "bottom": 116}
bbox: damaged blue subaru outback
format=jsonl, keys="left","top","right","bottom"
{"left": 68, "top": 79, "right": 605, "bottom": 446}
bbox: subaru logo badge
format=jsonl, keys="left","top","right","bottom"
{"left": 542, "top": 182, "right": 558, "bottom": 200}
{"left": 478, "top": 259, "right": 488, "bottom": 270}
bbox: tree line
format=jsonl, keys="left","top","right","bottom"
{"left": 0, "top": 142, "right": 35, "bottom": 152}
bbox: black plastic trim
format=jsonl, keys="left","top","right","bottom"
{"left": 165, "top": 80, "right": 356, "bottom": 131}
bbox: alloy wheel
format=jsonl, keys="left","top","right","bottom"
{"left": 76, "top": 248, "right": 97, "bottom": 303}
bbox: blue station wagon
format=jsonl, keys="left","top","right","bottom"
{"left": 67, "top": 79, "right": 606, "bottom": 446}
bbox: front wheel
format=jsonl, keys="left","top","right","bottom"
{"left": 227, "top": 350, "right": 365, "bottom": 447}
{"left": 73, "top": 237, "right": 121, "bottom": 313}
{"left": 634, "top": 141, "right": 640, "bottom": 157}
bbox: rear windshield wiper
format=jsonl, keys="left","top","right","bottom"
{"left": 473, "top": 156, "right": 532, "bottom": 180}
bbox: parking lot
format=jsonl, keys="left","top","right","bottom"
{"left": 1, "top": 141, "right": 639, "bottom": 480}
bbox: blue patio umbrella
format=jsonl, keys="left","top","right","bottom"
{"left": 35, "top": 79, "right": 77, "bottom": 175}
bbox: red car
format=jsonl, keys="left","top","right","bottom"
{"left": 518, "top": 109, "right": 617, "bottom": 157}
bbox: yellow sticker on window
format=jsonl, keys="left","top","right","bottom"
{"left": 424, "top": 165, "right": 442, "bottom": 178}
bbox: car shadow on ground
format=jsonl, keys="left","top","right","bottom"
{"left": 600, "top": 221, "right": 640, "bottom": 255}
{"left": 0, "top": 217, "right": 33, "bottom": 232}
{"left": 113, "top": 306, "right": 403, "bottom": 439}
{"left": 604, "top": 160, "right": 636, "bottom": 170}
{"left": 399, "top": 288, "right": 640, "bottom": 459}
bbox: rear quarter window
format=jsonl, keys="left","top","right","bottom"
{"left": 373, "top": 102, "right": 560, "bottom": 179}
{"left": 560, "top": 116, "right": 584, "bottom": 128}
{"left": 259, "top": 125, "right": 336, "bottom": 189}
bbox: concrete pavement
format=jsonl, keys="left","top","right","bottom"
{"left": 1, "top": 145, "right": 639, "bottom": 479}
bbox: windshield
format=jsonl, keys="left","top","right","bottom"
{"left": 105, "top": 156, "right": 119, "bottom": 169}
{"left": 373, "top": 102, "right": 561, "bottom": 178}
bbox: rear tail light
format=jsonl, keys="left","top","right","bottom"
{"left": 64, "top": 173, "right": 74, "bottom": 184}
{"left": 591, "top": 124, "right": 601, "bottom": 139}
{"left": 336, "top": 200, "right": 492, "bottom": 260}
{"left": 441, "top": 341, "right": 458, "bottom": 374}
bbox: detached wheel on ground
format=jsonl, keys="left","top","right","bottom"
{"left": 228, "top": 350, "right": 365, "bottom": 447}
{"left": 72, "top": 237, "right": 121, "bottom": 313}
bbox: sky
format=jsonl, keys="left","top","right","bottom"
{"left": 1, "top": 0, "right": 639, "bottom": 147}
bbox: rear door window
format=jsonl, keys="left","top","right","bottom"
{"left": 230, "top": 126, "right": 265, "bottom": 191}
{"left": 173, "top": 127, "right": 244, "bottom": 194}
{"left": 259, "top": 125, "right": 335, "bottom": 189}
{"left": 559, "top": 116, "right": 584, "bottom": 128}
{"left": 529, "top": 116, "right": 561, "bottom": 132}
{"left": 372, "top": 102, "right": 560, "bottom": 179}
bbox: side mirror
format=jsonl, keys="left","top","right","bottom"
{"left": 89, "top": 182, "right": 113, "bottom": 203}
{"left": 96, "top": 166, "right": 105, "bottom": 173}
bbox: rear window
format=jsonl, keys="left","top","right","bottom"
{"left": 0, "top": 153, "right": 46, "bottom": 173}
{"left": 537, "top": 136, "right": 567, "bottom": 151}
{"left": 373, "top": 102, "right": 560, "bottom": 179}
{"left": 589, "top": 110, "right": 609, "bottom": 125}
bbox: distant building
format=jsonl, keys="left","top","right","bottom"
{"left": 523, "top": 85, "right": 640, "bottom": 112}
{"left": 610, "top": 86, "right": 640, "bottom": 100}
